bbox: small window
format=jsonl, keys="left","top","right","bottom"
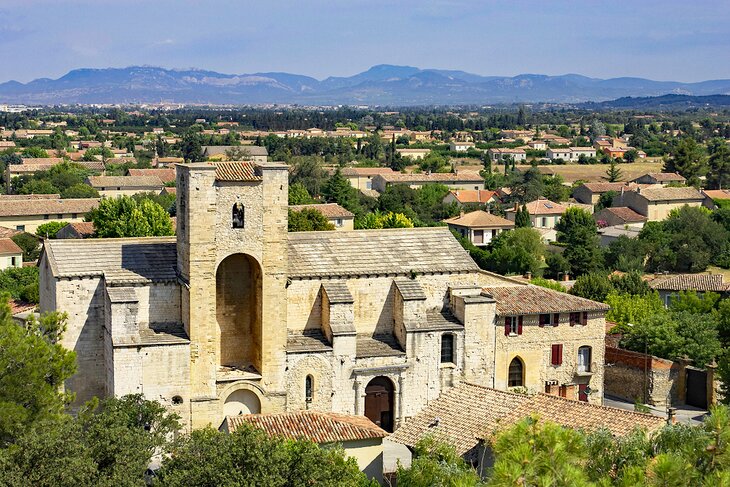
{"left": 552, "top": 313, "right": 559, "bottom": 327}
{"left": 441, "top": 334, "right": 455, "bottom": 364}
{"left": 305, "top": 375, "right": 314, "bottom": 403}
{"left": 232, "top": 202, "right": 245, "bottom": 228}
{"left": 44, "top": 214, "right": 50, "bottom": 220}
{"left": 508, "top": 357, "right": 524, "bottom": 387}
{"left": 16, "top": 225, "right": 24, "bottom": 231}
{"left": 570, "top": 312, "right": 580, "bottom": 326}
{"left": 11, "top": 257, "right": 17, "bottom": 267}
{"left": 57, "top": 214, "right": 62, "bottom": 219}
{"left": 172, "top": 395, "right": 183, "bottom": 405}
{"left": 541, "top": 217, "right": 547, "bottom": 227}
{"left": 335, "top": 218, "right": 343, "bottom": 227}
{"left": 539, "top": 314, "right": 551, "bottom": 327}
{"left": 71, "top": 213, "right": 77, "bottom": 219}
{"left": 578, "top": 346, "right": 592, "bottom": 372}
{"left": 551, "top": 344, "right": 563, "bottom": 366}
{"left": 504, "top": 316, "right": 522, "bottom": 336}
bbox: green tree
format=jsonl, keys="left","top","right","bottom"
{"left": 556, "top": 207, "right": 603, "bottom": 276}
{"left": 21, "top": 147, "right": 49, "bottom": 158}
{"left": 530, "top": 277, "right": 567, "bottom": 292}
{"left": 570, "top": 272, "right": 613, "bottom": 301}
{"left": 663, "top": 137, "right": 707, "bottom": 186}
{"left": 606, "top": 291, "right": 666, "bottom": 327}
{"left": 10, "top": 233, "right": 41, "bottom": 262}
{"left": 604, "top": 235, "right": 647, "bottom": 272}
{"left": 60, "top": 183, "right": 100, "bottom": 199}
{"left": 322, "top": 169, "right": 361, "bottom": 214}
{"left": 288, "top": 182, "right": 315, "bottom": 205}
{"left": 397, "top": 437, "right": 485, "bottom": 487}
{"left": 289, "top": 156, "right": 329, "bottom": 198}
{"left": 595, "top": 190, "right": 617, "bottom": 212}
{"left": 181, "top": 130, "right": 203, "bottom": 163}
{"left": 35, "top": 221, "right": 67, "bottom": 239}
{"left": 87, "top": 196, "right": 174, "bottom": 238}
{"left": 543, "top": 174, "right": 570, "bottom": 202}
{"left": 0, "top": 296, "right": 75, "bottom": 445}
{"left": 288, "top": 208, "right": 336, "bottom": 232}
{"left": 486, "top": 228, "right": 546, "bottom": 276}
{"left": 356, "top": 211, "right": 414, "bottom": 229}
{"left": 707, "top": 139, "right": 730, "bottom": 190}
{"left": 610, "top": 271, "right": 651, "bottom": 296}
{"left": 605, "top": 159, "right": 624, "bottom": 182}
{"left": 514, "top": 204, "right": 531, "bottom": 228}
{"left": 510, "top": 166, "right": 543, "bottom": 203}
{"left": 0, "top": 266, "right": 39, "bottom": 302}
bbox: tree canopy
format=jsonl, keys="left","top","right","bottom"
{"left": 87, "top": 196, "right": 174, "bottom": 238}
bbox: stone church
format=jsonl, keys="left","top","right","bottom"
{"left": 39, "top": 161, "right": 609, "bottom": 431}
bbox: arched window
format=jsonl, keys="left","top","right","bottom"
{"left": 578, "top": 346, "right": 592, "bottom": 372}
{"left": 305, "top": 375, "right": 314, "bottom": 404}
{"left": 508, "top": 357, "right": 524, "bottom": 387}
{"left": 232, "top": 202, "right": 245, "bottom": 228}
{"left": 440, "top": 333, "right": 455, "bottom": 364}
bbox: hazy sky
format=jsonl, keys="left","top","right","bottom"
{"left": 1, "top": 0, "right": 728, "bottom": 83}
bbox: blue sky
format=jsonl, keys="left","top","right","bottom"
{"left": 1, "top": 0, "right": 728, "bottom": 83}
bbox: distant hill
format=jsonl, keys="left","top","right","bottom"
{"left": 1, "top": 65, "right": 729, "bottom": 106}
{"left": 580, "top": 94, "right": 730, "bottom": 109}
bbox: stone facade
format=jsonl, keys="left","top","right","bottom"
{"left": 40, "top": 161, "right": 609, "bottom": 433}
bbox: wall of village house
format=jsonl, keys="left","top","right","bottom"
{"left": 646, "top": 201, "right": 702, "bottom": 221}
{"left": 493, "top": 312, "right": 606, "bottom": 404}
{"left": 126, "top": 282, "right": 181, "bottom": 326}
{"left": 0, "top": 214, "right": 87, "bottom": 234}
{"left": 97, "top": 188, "right": 163, "bottom": 198}
{"left": 286, "top": 272, "right": 510, "bottom": 336}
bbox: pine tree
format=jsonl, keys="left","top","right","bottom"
{"left": 515, "top": 204, "right": 531, "bottom": 228}
{"left": 605, "top": 159, "right": 623, "bottom": 182}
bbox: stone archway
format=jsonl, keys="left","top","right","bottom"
{"left": 365, "top": 376, "right": 395, "bottom": 432}
{"left": 216, "top": 253, "right": 262, "bottom": 371}
{"left": 223, "top": 388, "right": 261, "bottom": 417}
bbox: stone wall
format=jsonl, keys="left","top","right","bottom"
{"left": 604, "top": 347, "right": 677, "bottom": 406}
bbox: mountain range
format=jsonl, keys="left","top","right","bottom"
{"left": 1, "top": 65, "right": 729, "bottom": 106}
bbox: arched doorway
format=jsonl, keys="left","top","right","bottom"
{"left": 216, "top": 254, "right": 262, "bottom": 371}
{"left": 365, "top": 376, "right": 395, "bottom": 432}
{"left": 223, "top": 389, "right": 261, "bottom": 417}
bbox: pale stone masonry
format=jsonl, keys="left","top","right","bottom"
{"left": 39, "top": 161, "right": 609, "bottom": 432}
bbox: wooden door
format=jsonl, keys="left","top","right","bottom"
{"left": 364, "top": 376, "right": 395, "bottom": 432}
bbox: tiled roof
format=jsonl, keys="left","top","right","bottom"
{"left": 444, "top": 210, "right": 514, "bottom": 228}
{"left": 394, "top": 278, "right": 427, "bottom": 301}
{"left": 20, "top": 157, "right": 65, "bottom": 165}
{"left": 492, "top": 393, "right": 665, "bottom": 439}
{"left": 703, "top": 189, "right": 730, "bottom": 201}
{"left": 287, "top": 227, "right": 479, "bottom": 278}
{"left": 321, "top": 281, "right": 354, "bottom": 303}
{"left": 447, "top": 190, "right": 499, "bottom": 204}
{"left": 214, "top": 161, "right": 262, "bottom": 181}
{"left": 224, "top": 411, "right": 387, "bottom": 444}
{"left": 640, "top": 172, "right": 686, "bottom": 182}
{"left": 579, "top": 182, "right": 631, "bottom": 193}
{"left": 596, "top": 207, "right": 647, "bottom": 223}
{"left": 376, "top": 171, "right": 483, "bottom": 183}
{"left": 483, "top": 285, "right": 610, "bottom": 315}
{"left": 88, "top": 176, "right": 164, "bottom": 188}
{"left": 58, "top": 222, "right": 95, "bottom": 238}
{"left": 289, "top": 203, "right": 354, "bottom": 218}
{"left": 647, "top": 273, "right": 728, "bottom": 292}
{"left": 390, "top": 383, "right": 526, "bottom": 455}
{"left": 356, "top": 334, "right": 405, "bottom": 358}
{"left": 287, "top": 332, "right": 332, "bottom": 353}
{"left": 0, "top": 238, "right": 22, "bottom": 255}
{"left": 390, "top": 383, "right": 664, "bottom": 456}
{"left": 634, "top": 186, "right": 704, "bottom": 202}
{"left": 0, "top": 226, "right": 21, "bottom": 238}
{"left": 340, "top": 167, "right": 395, "bottom": 177}
{"left": 419, "top": 310, "right": 464, "bottom": 331}
{"left": 0, "top": 198, "right": 99, "bottom": 217}
{"left": 0, "top": 194, "right": 61, "bottom": 200}
{"left": 202, "top": 145, "right": 268, "bottom": 157}
{"left": 127, "top": 168, "right": 176, "bottom": 183}
{"left": 43, "top": 237, "right": 177, "bottom": 283}
{"left": 522, "top": 199, "right": 567, "bottom": 215}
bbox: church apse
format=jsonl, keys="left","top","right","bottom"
{"left": 216, "top": 253, "right": 263, "bottom": 372}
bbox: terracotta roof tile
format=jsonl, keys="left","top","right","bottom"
{"left": 340, "top": 167, "right": 395, "bottom": 177}
{"left": 647, "top": 273, "right": 728, "bottom": 292}
{"left": 596, "top": 207, "right": 647, "bottom": 223}
{"left": 0, "top": 238, "right": 22, "bottom": 255}
{"left": 214, "top": 161, "right": 262, "bottom": 181}
{"left": 0, "top": 226, "right": 21, "bottom": 238}
{"left": 376, "top": 172, "right": 483, "bottom": 184}
{"left": 88, "top": 175, "right": 164, "bottom": 188}
{"left": 225, "top": 411, "right": 387, "bottom": 443}
{"left": 289, "top": 203, "right": 354, "bottom": 218}
{"left": 633, "top": 186, "right": 704, "bottom": 202}
{"left": 127, "top": 168, "right": 176, "bottom": 183}
{"left": 522, "top": 199, "right": 567, "bottom": 215}
{"left": 444, "top": 210, "right": 514, "bottom": 228}
{"left": 447, "top": 190, "right": 499, "bottom": 204}
{"left": 483, "top": 285, "right": 610, "bottom": 315}
{"left": 0, "top": 198, "right": 99, "bottom": 217}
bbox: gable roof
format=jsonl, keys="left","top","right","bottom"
{"left": 647, "top": 273, "right": 728, "bottom": 292}
{"left": 340, "top": 167, "right": 395, "bottom": 177}
{"left": 390, "top": 382, "right": 664, "bottom": 456}
{"left": 0, "top": 238, "right": 22, "bottom": 255}
{"left": 635, "top": 172, "right": 686, "bottom": 182}
{"left": 444, "top": 210, "right": 514, "bottom": 228}
{"left": 224, "top": 411, "right": 387, "bottom": 444}
{"left": 595, "top": 207, "right": 647, "bottom": 223}
{"left": 201, "top": 145, "right": 268, "bottom": 157}
{"left": 127, "top": 168, "right": 176, "bottom": 183}
{"left": 88, "top": 176, "right": 164, "bottom": 188}
{"left": 375, "top": 171, "right": 483, "bottom": 184}
{"left": 633, "top": 186, "right": 704, "bottom": 202}
{"left": 287, "top": 227, "right": 479, "bottom": 278}
{"left": 447, "top": 190, "right": 499, "bottom": 204}
{"left": 0, "top": 198, "right": 99, "bottom": 217}
{"left": 214, "top": 161, "right": 262, "bottom": 182}
{"left": 289, "top": 203, "right": 354, "bottom": 218}
{"left": 57, "top": 221, "right": 95, "bottom": 238}
{"left": 0, "top": 226, "right": 21, "bottom": 239}
{"left": 483, "top": 285, "right": 610, "bottom": 315}
{"left": 578, "top": 182, "right": 632, "bottom": 194}
{"left": 522, "top": 199, "right": 567, "bottom": 215}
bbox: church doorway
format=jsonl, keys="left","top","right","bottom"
{"left": 216, "top": 254, "right": 262, "bottom": 372}
{"left": 364, "top": 376, "right": 395, "bottom": 432}
{"left": 223, "top": 388, "right": 261, "bottom": 417}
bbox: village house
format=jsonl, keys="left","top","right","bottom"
{"left": 127, "top": 168, "right": 177, "bottom": 184}
{"left": 702, "top": 189, "right": 730, "bottom": 209}
{"left": 87, "top": 175, "right": 165, "bottom": 197}
{"left": 632, "top": 172, "right": 686, "bottom": 186}
{"left": 390, "top": 382, "right": 664, "bottom": 475}
{"left": 527, "top": 140, "right": 547, "bottom": 150}
{"left": 499, "top": 129, "right": 534, "bottom": 140}
{"left": 371, "top": 171, "right": 484, "bottom": 193}
{"left": 573, "top": 182, "right": 636, "bottom": 205}
{"left": 444, "top": 210, "right": 514, "bottom": 247}
{"left": 221, "top": 411, "right": 387, "bottom": 482}
{"left": 56, "top": 221, "right": 95, "bottom": 239}
{"left": 0, "top": 197, "right": 98, "bottom": 233}
{"left": 340, "top": 167, "right": 395, "bottom": 192}
{"left": 38, "top": 161, "right": 609, "bottom": 435}
{"left": 546, "top": 147, "right": 596, "bottom": 161}
{"left": 505, "top": 199, "right": 567, "bottom": 241}
{"left": 0, "top": 238, "right": 23, "bottom": 270}
{"left": 646, "top": 274, "right": 730, "bottom": 307}
{"left": 449, "top": 141, "right": 475, "bottom": 152}
{"left": 288, "top": 203, "right": 355, "bottom": 231}
{"left": 594, "top": 207, "right": 647, "bottom": 228}
{"left": 612, "top": 186, "right": 704, "bottom": 221}
{"left": 442, "top": 190, "right": 500, "bottom": 207}
{"left": 395, "top": 148, "right": 431, "bottom": 160}
{"left": 487, "top": 148, "right": 527, "bottom": 163}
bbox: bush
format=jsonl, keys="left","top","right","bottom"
{"left": 0, "top": 266, "right": 39, "bottom": 302}
{"left": 35, "top": 221, "right": 68, "bottom": 239}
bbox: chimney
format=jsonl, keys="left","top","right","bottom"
{"left": 524, "top": 271, "right": 532, "bottom": 280}
{"left": 562, "top": 273, "right": 570, "bottom": 282}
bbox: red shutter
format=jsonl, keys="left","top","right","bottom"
{"left": 582, "top": 312, "right": 588, "bottom": 326}
{"left": 518, "top": 316, "right": 523, "bottom": 335}
{"left": 552, "top": 313, "right": 559, "bottom": 327}
{"left": 570, "top": 313, "right": 576, "bottom": 326}
{"left": 504, "top": 317, "right": 510, "bottom": 336}
{"left": 558, "top": 344, "right": 563, "bottom": 364}
{"left": 539, "top": 314, "right": 545, "bottom": 327}
{"left": 551, "top": 344, "right": 563, "bottom": 366}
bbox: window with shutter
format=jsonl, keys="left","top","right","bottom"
{"left": 539, "top": 314, "right": 550, "bottom": 327}
{"left": 504, "top": 317, "right": 511, "bottom": 336}
{"left": 517, "top": 316, "right": 523, "bottom": 335}
{"left": 551, "top": 344, "right": 563, "bottom": 366}
{"left": 569, "top": 312, "right": 580, "bottom": 326}
{"left": 552, "top": 313, "right": 559, "bottom": 327}
{"left": 581, "top": 312, "right": 588, "bottom": 326}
